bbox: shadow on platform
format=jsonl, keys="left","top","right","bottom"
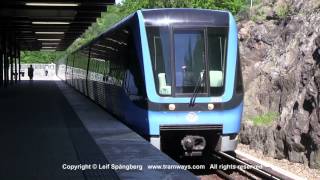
{"left": 0, "top": 80, "right": 118, "bottom": 180}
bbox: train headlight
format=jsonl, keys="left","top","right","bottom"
{"left": 168, "top": 104, "right": 176, "bottom": 111}
{"left": 208, "top": 103, "right": 214, "bottom": 110}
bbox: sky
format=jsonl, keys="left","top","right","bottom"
{"left": 115, "top": 0, "right": 124, "bottom": 5}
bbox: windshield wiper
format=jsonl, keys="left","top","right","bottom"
{"left": 189, "top": 70, "right": 205, "bottom": 107}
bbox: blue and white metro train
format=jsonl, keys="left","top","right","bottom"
{"left": 56, "top": 9, "right": 244, "bottom": 158}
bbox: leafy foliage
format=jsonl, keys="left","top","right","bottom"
{"left": 67, "top": 5, "right": 126, "bottom": 52}
{"left": 21, "top": 51, "right": 64, "bottom": 64}
{"left": 23, "top": 0, "right": 247, "bottom": 63}
{"left": 121, "top": 0, "right": 245, "bottom": 13}
{"left": 275, "top": 2, "right": 289, "bottom": 18}
{"left": 67, "top": 0, "right": 246, "bottom": 53}
{"left": 251, "top": 112, "right": 278, "bottom": 126}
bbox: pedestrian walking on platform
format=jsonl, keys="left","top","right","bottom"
{"left": 28, "top": 65, "right": 34, "bottom": 80}
{"left": 45, "top": 65, "right": 49, "bottom": 76}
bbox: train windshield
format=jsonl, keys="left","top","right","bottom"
{"left": 174, "top": 29, "right": 206, "bottom": 95}
{"left": 147, "top": 26, "right": 228, "bottom": 97}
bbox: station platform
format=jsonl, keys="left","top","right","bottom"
{"left": 0, "top": 79, "right": 196, "bottom": 180}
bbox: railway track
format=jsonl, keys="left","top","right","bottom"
{"left": 212, "top": 152, "right": 282, "bottom": 180}
{"left": 196, "top": 151, "right": 301, "bottom": 180}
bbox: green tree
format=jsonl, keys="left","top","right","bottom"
{"left": 67, "top": 5, "right": 124, "bottom": 53}
{"left": 21, "top": 51, "right": 64, "bottom": 64}
{"left": 120, "top": 0, "right": 245, "bottom": 14}
{"left": 67, "top": 0, "right": 246, "bottom": 53}
{"left": 22, "top": 0, "right": 247, "bottom": 63}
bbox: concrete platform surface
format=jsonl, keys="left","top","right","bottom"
{"left": 0, "top": 80, "right": 196, "bottom": 180}
{"left": 56, "top": 81, "right": 197, "bottom": 180}
{"left": 0, "top": 80, "right": 119, "bottom": 180}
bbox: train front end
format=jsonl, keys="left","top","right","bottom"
{"left": 138, "top": 9, "right": 243, "bottom": 158}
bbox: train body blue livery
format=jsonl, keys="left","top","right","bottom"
{"left": 57, "top": 9, "right": 244, "bottom": 158}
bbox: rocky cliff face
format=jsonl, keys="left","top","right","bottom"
{"left": 238, "top": 0, "right": 320, "bottom": 168}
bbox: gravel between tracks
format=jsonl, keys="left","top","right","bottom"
{"left": 237, "top": 144, "right": 320, "bottom": 180}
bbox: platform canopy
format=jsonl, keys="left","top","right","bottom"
{"left": 0, "top": 0, "right": 115, "bottom": 51}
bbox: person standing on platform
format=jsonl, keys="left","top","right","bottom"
{"left": 44, "top": 65, "right": 49, "bottom": 76}
{"left": 28, "top": 65, "right": 34, "bottom": 80}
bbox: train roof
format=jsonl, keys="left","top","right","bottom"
{"left": 76, "top": 8, "right": 231, "bottom": 53}
{"left": 141, "top": 8, "right": 230, "bottom": 27}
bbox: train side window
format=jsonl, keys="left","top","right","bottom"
{"left": 207, "top": 27, "right": 228, "bottom": 96}
{"left": 80, "top": 51, "right": 89, "bottom": 78}
{"left": 146, "top": 26, "right": 171, "bottom": 96}
{"left": 236, "top": 51, "right": 243, "bottom": 94}
{"left": 105, "top": 61, "right": 110, "bottom": 75}
{"left": 109, "top": 61, "right": 124, "bottom": 86}
{"left": 103, "top": 60, "right": 110, "bottom": 82}
{"left": 119, "top": 28, "right": 146, "bottom": 107}
{"left": 124, "top": 70, "right": 138, "bottom": 95}
{"left": 89, "top": 58, "right": 105, "bottom": 83}
{"left": 88, "top": 57, "right": 96, "bottom": 81}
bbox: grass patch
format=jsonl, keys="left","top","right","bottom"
{"left": 246, "top": 3, "right": 272, "bottom": 22}
{"left": 251, "top": 112, "right": 278, "bottom": 126}
{"left": 275, "top": 3, "right": 289, "bottom": 18}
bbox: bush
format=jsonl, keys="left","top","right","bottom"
{"left": 275, "top": 2, "right": 289, "bottom": 18}
{"left": 218, "top": 0, "right": 247, "bottom": 15}
{"left": 251, "top": 112, "right": 278, "bottom": 126}
{"left": 250, "top": 6, "right": 270, "bottom": 21}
